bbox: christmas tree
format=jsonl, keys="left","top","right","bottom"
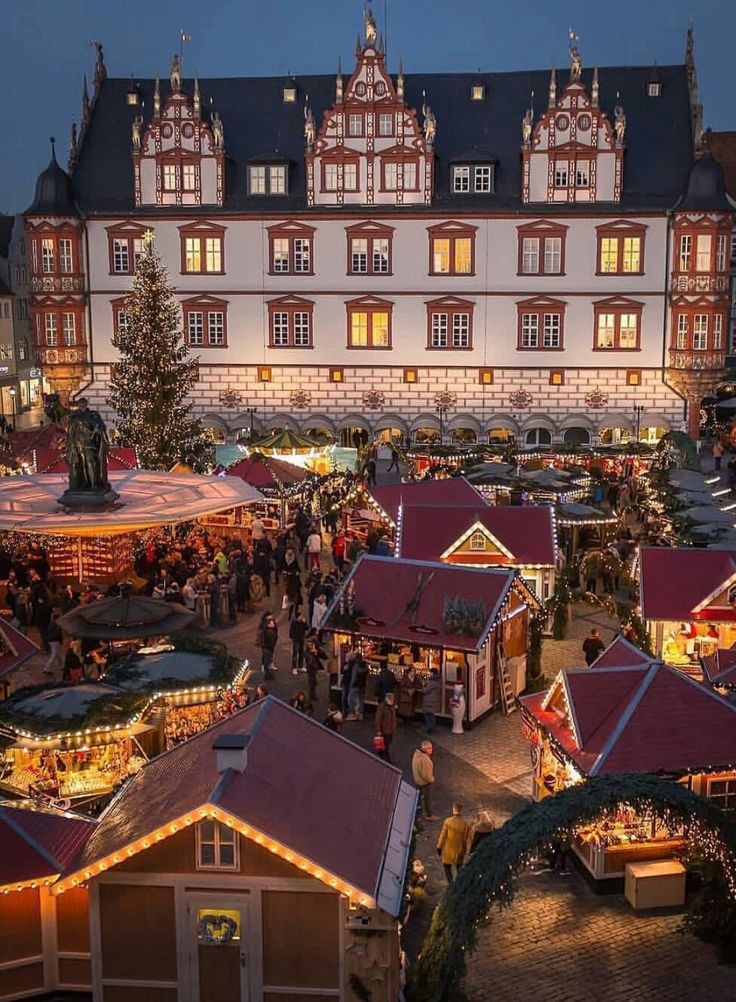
{"left": 106, "top": 238, "right": 210, "bottom": 471}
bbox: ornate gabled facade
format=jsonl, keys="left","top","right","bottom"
{"left": 307, "top": 14, "right": 434, "bottom": 207}
{"left": 23, "top": 15, "right": 735, "bottom": 447}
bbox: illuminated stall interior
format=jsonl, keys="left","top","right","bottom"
{"left": 324, "top": 555, "right": 540, "bottom": 723}
{"left": 520, "top": 648, "right": 736, "bottom": 888}
{"left": 639, "top": 547, "right": 736, "bottom": 670}
{"left": 223, "top": 452, "right": 316, "bottom": 529}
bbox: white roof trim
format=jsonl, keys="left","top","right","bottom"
{"left": 439, "top": 519, "right": 515, "bottom": 561}
{"left": 376, "top": 780, "right": 418, "bottom": 917}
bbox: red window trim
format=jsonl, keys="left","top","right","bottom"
{"left": 516, "top": 296, "right": 566, "bottom": 352}
{"left": 346, "top": 296, "right": 393, "bottom": 350}
{"left": 345, "top": 221, "right": 395, "bottom": 276}
{"left": 595, "top": 221, "right": 647, "bottom": 276}
{"left": 516, "top": 221, "right": 568, "bottom": 276}
{"left": 267, "top": 221, "right": 316, "bottom": 277}
{"left": 672, "top": 218, "right": 732, "bottom": 278}
{"left": 29, "top": 227, "right": 81, "bottom": 278}
{"left": 32, "top": 299, "right": 86, "bottom": 349}
{"left": 379, "top": 150, "right": 420, "bottom": 193}
{"left": 427, "top": 221, "right": 477, "bottom": 277}
{"left": 670, "top": 297, "right": 727, "bottom": 352}
{"left": 182, "top": 295, "right": 229, "bottom": 348}
{"left": 106, "top": 222, "right": 150, "bottom": 276}
{"left": 320, "top": 154, "right": 360, "bottom": 193}
{"left": 178, "top": 222, "right": 226, "bottom": 275}
{"left": 425, "top": 296, "right": 475, "bottom": 351}
{"left": 158, "top": 152, "right": 202, "bottom": 197}
{"left": 592, "top": 297, "right": 643, "bottom": 352}
{"left": 267, "top": 296, "right": 314, "bottom": 349}
{"left": 110, "top": 296, "right": 130, "bottom": 345}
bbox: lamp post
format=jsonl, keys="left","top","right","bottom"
{"left": 435, "top": 401, "right": 449, "bottom": 445}
{"left": 8, "top": 387, "right": 16, "bottom": 429}
{"left": 633, "top": 403, "right": 644, "bottom": 443}
{"left": 244, "top": 406, "right": 256, "bottom": 441}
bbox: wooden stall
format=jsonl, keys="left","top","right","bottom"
{"left": 324, "top": 555, "right": 540, "bottom": 723}
{"left": 520, "top": 642, "right": 736, "bottom": 890}
{"left": 224, "top": 452, "right": 316, "bottom": 529}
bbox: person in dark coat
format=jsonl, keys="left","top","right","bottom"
{"left": 304, "top": 638, "right": 325, "bottom": 703}
{"left": 469, "top": 810, "right": 496, "bottom": 854}
{"left": 289, "top": 611, "right": 308, "bottom": 675}
{"left": 374, "top": 692, "right": 398, "bottom": 762}
{"left": 256, "top": 613, "right": 278, "bottom": 678}
{"left": 397, "top": 668, "right": 419, "bottom": 724}
{"left": 340, "top": 653, "right": 354, "bottom": 716}
{"left": 421, "top": 667, "right": 442, "bottom": 733}
{"left": 377, "top": 663, "right": 397, "bottom": 703}
{"left": 253, "top": 547, "right": 272, "bottom": 598}
{"left": 582, "top": 628, "right": 605, "bottom": 666}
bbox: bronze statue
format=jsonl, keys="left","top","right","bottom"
{"left": 64, "top": 399, "right": 112, "bottom": 495}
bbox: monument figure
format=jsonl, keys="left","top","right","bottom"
{"left": 59, "top": 398, "right": 119, "bottom": 509}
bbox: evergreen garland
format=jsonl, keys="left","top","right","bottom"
{"left": 106, "top": 241, "right": 211, "bottom": 471}
{"left": 411, "top": 774, "right": 736, "bottom": 1001}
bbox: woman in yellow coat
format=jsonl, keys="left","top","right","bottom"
{"left": 437, "top": 802, "right": 471, "bottom": 883}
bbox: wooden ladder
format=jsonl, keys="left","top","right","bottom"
{"left": 497, "top": 650, "right": 517, "bottom": 715}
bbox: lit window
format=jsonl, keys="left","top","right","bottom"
{"left": 622, "top": 237, "right": 641, "bottom": 273}
{"left": 403, "top": 368, "right": 418, "bottom": 383}
{"left": 372, "top": 312, "right": 389, "bottom": 346}
{"left": 717, "top": 235, "right": 728, "bottom": 272}
{"left": 429, "top": 227, "right": 475, "bottom": 276}
{"left": 619, "top": 313, "right": 638, "bottom": 348}
{"left": 521, "top": 314, "right": 538, "bottom": 348}
{"left": 522, "top": 238, "right": 539, "bottom": 274}
{"left": 554, "top": 166, "right": 568, "bottom": 188}
{"left": 58, "top": 239, "right": 73, "bottom": 274}
{"left": 676, "top": 314, "right": 688, "bottom": 349}
{"left": 474, "top": 166, "right": 492, "bottom": 193}
{"left": 113, "top": 239, "right": 130, "bottom": 274}
{"left": 433, "top": 238, "right": 450, "bottom": 273}
{"left": 187, "top": 311, "right": 204, "bottom": 345}
{"left": 709, "top": 778, "right": 736, "bottom": 815}
{"left": 182, "top": 164, "right": 197, "bottom": 191}
{"left": 696, "top": 234, "right": 712, "bottom": 272}
{"left": 205, "top": 238, "right": 222, "bottom": 273}
{"left": 163, "top": 164, "right": 177, "bottom": 190}
{"left": 469, "top": 531, "right": 486, "bottom": 551}
{"left": 351, "top": 312, "right": 368, "bottom": 346}
{"left": 270, "top": 166, "right": 287, "bottom": 194}
{"left": 41, "top": 239, "right": 55, "bottom": 273}
{"left": 453, "top": 167, "right": 470, "bottom": 193}
{"left": 471, "top": 84, "right": 485, "bottom": 101}
{"left": 208, "top": 312, "right": 225, "bottom": 345}
{"left": 132, "top": 238, "right": 145, "bottom": 269}
{"left": 347, "top": 302, "right": 391, "bottom": 348}
{"left": 44, "top": 314, "right": 58, "bottom": 346}
{"left": 348, "top": 114, "right": 363, "bottom": 137}
{"left": 249, "top": 166, "right": 266, "bottom": 194}
{"left": 283, "top": 86, "right": 297, "bottom": 103}
{"left": 378, "top": 113, "right": 393, "bottom": 136}
{"left": 714, "top": 314, "right": 723, "bottom": 350}
{"left": 62, "top": 312, "right": 76, "bottom": 346}
{"left": 543, "top": 314, "right": 561, "bottom": 348}
{"left": 648, "top": 82, "right": 661, "bottom": 97}
{"left": 549, "top": 370, "right": 564, "bottom": 386}
{"left": 626, "top": 370, "right": 641, "bottom": 386}
{"left": 196, "top": 820, "right": 238, "bottom": 870}
{"left": 600, "top": 238, "right": 618, "bottom": 274}
{"left": 384, "top": 163, "right": 398, "bottom": 191}
{"left": 679, "top": 234, "right": 692, "bottom": 271}
{"left": 185, "top": 238, "right": 201, "bottom": 273}
{"left": 693, "top": 314, "right": 708, "bottom": 350}
{"left": 330, "top": 367, "right": 343, "bottom": 382}
{"left": 596, "top": 313, "right": 616, "bottom": 349}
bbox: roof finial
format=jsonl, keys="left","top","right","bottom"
{"left": 304, "top": 96, "right": 315, "bottom": 149}
{"left": 49, "top": 136, "right": 57, "bottom": 164}
{"left": 568, "top": 28, "right": 582, "bottom": 82}
{"left": 336, "top": 57, "right": 343, "bottom": 104}
{"left": 592, "top": 65, "right": 599, "bottom": 107}
{"left": 421, "top": 90, "right": 436, "bottom": 146}
{"left": 81, "top": 74, "right": 91, "bottom": 127}
{"left": 193, "top": 75, "right": 201, "bottom": 116}
{"left": 548, "top": 65, "right": 557, "bottom": 107}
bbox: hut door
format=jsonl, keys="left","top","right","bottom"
{"left": 188, "top": 895, "right": 250, "bottom": 1002}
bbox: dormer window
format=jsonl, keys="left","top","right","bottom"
{"left": 248, "top": 164, "right": 288, "bottom": 196}
{"left": 470, "top": 531, "right": 487, "bottom": 551}
{"left": 471, "top": 84, "right": 485, "bottom": 101}
{"left": 126, "top": 84, "right": 141, "bottom": 106}
{"left": 647, "top": 82, "right": 661, "bottom": 97}
{"left": 283, "top": 86, "right": 297, "bottom": 103}
{"left": 452, "top": 164, "right": 494, "bottom": 195}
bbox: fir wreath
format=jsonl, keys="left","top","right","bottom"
{"left": 411, "top": 774, "right": 736, "bottom": 1001}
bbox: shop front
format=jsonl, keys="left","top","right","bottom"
{"left": 324, "top": 555, "right": 540, "bottom": 723}
{"left": 520, "top": 650, "right": 736, "bottom": 890}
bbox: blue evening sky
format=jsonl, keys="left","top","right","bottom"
{"left": 2, "top": 0, "right": 734, "bottom": 213}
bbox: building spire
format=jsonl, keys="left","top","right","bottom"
{"left": 397, "top": 57, "right": 404, "bottom": 101}
{"left": 193, "top": 75, "right": 201, "bottom": 117}
{"left": 685, "top": 20, "right": 704, "bottom": 148}
{"left": 68, "top": 122, "right": 79, "bottom": 172}
{"left": 548, "top": 65, "right": 557, "bottom": 107}
{"left": 591, "top": 65, "right": 599, "bottom": 107}
{"left": 154, "top": 73, "right": 161, "bottom": 116}
{"left": 81, "top": 74, "right": 90, "bottom": 127}
{"left": 336, "top": 57, "right": 343, "bottom": 103}
{"left": 49, "top": 136, "right": 57, "bottom": 165}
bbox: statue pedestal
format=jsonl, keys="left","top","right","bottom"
{"left": 57, "top": 488, "right": 121, "bottom": 511}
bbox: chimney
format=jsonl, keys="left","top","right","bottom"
{"left": 213, "top": 734, "right": 250, "bottom": 773}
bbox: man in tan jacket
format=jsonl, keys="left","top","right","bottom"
{"left": 437, "top": 802, "right": 471, "bottom": 883}
{"left": 411, "top": 740, "right": 438, "bottom": 820}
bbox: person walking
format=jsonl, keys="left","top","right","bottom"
{"left": 311, "top": 592, "right": 329, "bottom": 642}
{"left": 304, "top": 638, "right": 324, "bottom": 704}
{"left": 411, "top": 740, "right": 438, "bottom": 820}
{"left": 387, "top": 445, "right": 400, "bottom": 474}
{"left": 469, "top": 809, "right": 496, "bottom": 855}
{"left": 43, "top": 614, "right": 63, "bottom": 676}
{"left": 306, "top": 526, "right": 323, "bottom": 571}
{"left": 331, "top": 530, "right": 346, "bottom": 579}
{"left": 421, "top": 666, "right": 442, "bottom": 733}
{"left": 374, "top": 692, "right": 398, "bottom": 762}
{"left": 256, "top": 613, "right": 278, "bottom": 679}
{"left": 582, "top": 628, "right": 605, "bottom": 666}
{"left": 437, "top": 803, "right": 472, "bottom": 883}
{"left": 346, "top": 651, "right": 368, "bottom": 720}
{"left": 377, "top": 662, "right": 396, "bottom": 703}
{"left": 340, "top": 652, "right": 354, "bottom": 717}
{"left": 713, "top": 439, "right": 725, "bottom": 472}
{"left": 365, "top": 456, "right": 377, "bottom": 486}
{"left": 289, "top": 611, "right": 308, "bottom": 675}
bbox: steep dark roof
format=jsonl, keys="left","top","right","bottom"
{"left": 0, "top": 215, "right": 14, "bottom": 258}
{"left": 26, "top": 149, "right": 78, "bottom": 216}
{"left": 71, "top": 64, "right": 694, "bottom": 215}
{"left": 675, "top": 151, "right": 734, "bottom": 212}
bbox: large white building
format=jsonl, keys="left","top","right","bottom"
{"left": 24, "top": 18, "right": 734, "bottom": 447}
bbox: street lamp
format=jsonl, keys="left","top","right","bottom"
{"left": 243, "top": 405, "right": 257, "bottom": 441}
{"left": 435, "top": 401, "right": 449, "bottom": 445}
{"left": 633, "top": 403, "right": 644, "bottom": 443}
{"left": 8, "top": 387, "right": 17, "bottom": 428}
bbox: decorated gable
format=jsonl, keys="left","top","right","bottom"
{"left": 441, "top": 522, "right": 514, "bottom": 566}
{"left": 306, "top": 10, "right": 434, "bottom": 207}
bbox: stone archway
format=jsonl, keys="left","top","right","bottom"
{"left": 412, "top": 774, "right": 736, "bottom": 1001}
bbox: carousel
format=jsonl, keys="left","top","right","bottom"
{"left": 0, "top": 400, "right": 263, "bottom": 582}
{"left": 243, "top": 429, "right": 335, "bottom": 475}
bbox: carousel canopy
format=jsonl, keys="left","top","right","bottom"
{"left": 249, "top": 429, "right": 321, "bottom": 454}
{"left": 0, "top": 801, "right": 96, "bottom": 889}
{"left": 225, "top": 452, "right": 311, "bottom": 493}
{"left": 0, "top": 469, "right": 264, "bottom": 536}
{"left": 57, "top": 594, "right": 196, "bottom": 640}
{"left": 0, "top": 682, "right": 147, "bottom": 736}
{"left": 103, "top": 646, "right": 243, "bottom": 694}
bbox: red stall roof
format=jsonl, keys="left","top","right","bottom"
{"left": 0, "top": 803, "right": 96, "bottom": 889}
{"left": 522, "top": 661, "right": 736, "bottom": 776}
{"left": 10, "top": 424, "right": 65, "bottom": 463}
{"left": 224, "top": 453, "right": 310, "bottom": 492}
{"left": 397, "top": 503, "right": 556, "bottom": 567}
{"left": 702, "top": 647, "right": 736, "bottom": 688}
{"left": 63, "top": 697, "right": 415, "bottom": 914}
{"left": 0, "top": 619, "right": 40, "bottom": 679}
{"left": 639, "top": 547, "right": 736, "bottom": 623}
{"left": 367, "top": 477, "right": 482, "bottom": 526}
{"left": 590, "top": 635, "right": 655, "bottom": 669}
{"left": 325, "top": 555, "right": 538, "bottom": 652}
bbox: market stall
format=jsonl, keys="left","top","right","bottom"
{"left": 639, "top": 547, "right": 736, "bottom": 667}
{"left": 555, "top": 503, "right": 619, "bottom": 557}
{"left": 323, "top": 555, "right": 540, "bottom": 723}
{"left": 244, "top": 429, "right": 334, "bottom": 475}
{"left": 520, "top": 649, "right": 736, "bottom": 889}
{"left": 224, "top": 452, "right": 316, "bottom": 529}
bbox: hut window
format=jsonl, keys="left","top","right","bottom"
{"left": 469, "top": 531, "right": 487, "bottom": 552}
{"left": 196, "top": 820, "right": 239, "bottom": 870}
